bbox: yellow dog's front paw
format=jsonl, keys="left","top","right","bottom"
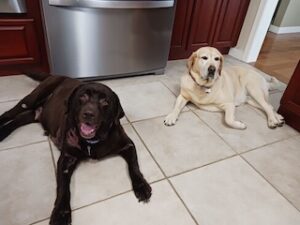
{"left": 164, "top": 113, "right": 178, "bottom": 126}
{"left": 229, "top": 121, "right": 247, "bottom": 130}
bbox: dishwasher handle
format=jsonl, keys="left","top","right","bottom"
{"left": 49, "top": 0, "right": 174, "bottom": 9}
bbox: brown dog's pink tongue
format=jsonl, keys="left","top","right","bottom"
{"left": 80, "top": 123, "right": 95, "bottom": 135}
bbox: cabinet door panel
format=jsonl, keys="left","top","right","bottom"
{"left": 189, "top": 0, "right": 221, "bottom": 50}
{"left": 279, "top": 61, "right": 300, "bottom": 131}
{"left": 169, "top": 0, "right": 250, "bottom": 60}
{"left": 0, "top": 19, "right": 39, "bottom": 65}
{"left": 212, "top": 0, "right": 250, "bottom": 48}
{"left": 169, "top": 0, "right": 194, "bottom": 59}
{"left": 0, "top": 0, "right": 49, "bottom": 76}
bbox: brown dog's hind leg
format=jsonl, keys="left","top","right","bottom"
{"left": 0, "top": 110, "right": 36, "bottom": 141}
{"left": 0, "top": 76, "right": 66, "bottom": 126}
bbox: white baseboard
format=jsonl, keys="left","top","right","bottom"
{"left": 228, "top": 48, "right": 243, "bottom": 61}
{"left": 269, "top": 25, "right": 300, "bottom": 34}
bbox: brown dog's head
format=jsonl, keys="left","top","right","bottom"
{"left": 187, "top": 47, "right": 223, "bottom": 87}
{"left": 68, "top": 83, "right": 124, "bottom": 141}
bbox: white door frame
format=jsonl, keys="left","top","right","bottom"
{"left": 229, "top": 0, "right": 279, "bottom": 63}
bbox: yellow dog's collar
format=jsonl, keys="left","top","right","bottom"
{"left": 189, "top": 71, "right": 212, "bottom": 93}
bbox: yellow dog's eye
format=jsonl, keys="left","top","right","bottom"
{"left": 201, "top": 56, "right": 208, "bottom": 60}
{"left": 215, "top": 57, "right": 220, "bottom": 61}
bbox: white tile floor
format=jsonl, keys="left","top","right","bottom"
{"left": 0, "top": 56, "right": 299, "bottom": 225}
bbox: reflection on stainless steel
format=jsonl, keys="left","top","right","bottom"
{"left": 42, "top": 0, "right": 175, "bottom": 79}
{"left": 0, "top": 0, "right": 27, "bottom": 13}
{"left": 49, "top": 0, "right": 174, "bottom": 8}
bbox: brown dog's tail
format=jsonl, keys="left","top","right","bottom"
{"left": 24, "top": 72, "right": 51, "bottom": 82}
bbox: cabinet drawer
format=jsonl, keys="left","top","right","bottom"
{"left": 0, "top": 19, "right": 40, "bottom": 65}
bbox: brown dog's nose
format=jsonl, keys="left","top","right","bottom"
{"left": 83, "top": 111, "right": 95, "bottom": 120}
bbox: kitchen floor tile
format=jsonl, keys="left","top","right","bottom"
{"left": 160, "top": 59, "right": 186, "bottom": 95}
{"left": 113, "top": 81, "right": 187, "bottom": 122}
{"left": 269, "top": 91, "right": 283, "bottom": 111}
{"left": 0, "top": 75, "right": 38, "bottom": 103}
{"left": 195, "top": 105, "right": 298, "bottom": 153}
{"left": 251, "top": 91, "right": 284, "bottom": 117}
{"left": 0, "top": 142, "right": 56, "bottom": 225}
{"left": 133, "top": 111, "right": 235, "bottom": 176}
{"left": 101, "top": 74, "right": 162, "bottom": 89}
{"left": 171, "top": 156, "right": 300, "bottom": 225}
{"left": 0, "top": 101, "right": 47, "bottom": 151}
{"left": 120, "top": 115, "right": 129, "bottom": 125}
{"left": 244, "top": 135, "right": 300, "bottom": 210}
{"left": 34, "top": 181, "right": 197, "bottom": 225}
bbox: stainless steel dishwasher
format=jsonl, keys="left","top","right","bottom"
{"left": 0, "top": 0, "right": 27, "bottom": 13}
{"left": 41, "top": 0, "right": 175, "bottom": 79}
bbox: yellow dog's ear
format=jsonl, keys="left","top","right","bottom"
{"left": 187, "top": 52, "right": 197, "bottom": 71}
{"left": 218, "top": 55, "right": 224, "bottom": 75}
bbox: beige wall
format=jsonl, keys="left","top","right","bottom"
{"left": 236, "top": 0, "right": 260, "bottom": 49}
{"left": 272, "top": 0, "right": 300, "bottom": 27}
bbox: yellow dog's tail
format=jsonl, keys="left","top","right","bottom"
{"left": 268, "top": 76, "right": 281, "bottom": 91}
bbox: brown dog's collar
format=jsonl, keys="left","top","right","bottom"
{"left": 86, "top": 139, "right": 100, "bottom": 145}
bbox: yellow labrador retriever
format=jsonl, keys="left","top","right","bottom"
{"left": 164, "top": 47, "right": 284, "bottom": 129}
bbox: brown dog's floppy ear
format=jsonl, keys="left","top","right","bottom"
{"left": 114, "top": 93, "right": 125, "bottom": 123}
{"left": 218, "top": 55, "right": 224, "bottom": 75}
{"left": 187, "top": 52, "right": 197, "bottom": 71}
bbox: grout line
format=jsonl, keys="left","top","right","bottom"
{"left": 129, "top": 108, "right": 200, "bottom": 225}
{"left": 28, "top": 133, "right": 300, "bottom": 225}
{"left": 190, "top": 110, "right": 237, "bottom": 153}
{"left": 239, "top": 135, "right": 300, "bottom": 156}
{"left": 240, "top": 154, "right": 300, "bottom": 213}
{"left": 191, "top": 108, "right": 299, "bottom": 155}
{"left": 29, "top": 178, "right": 168, "bottom": 225}
{"left": 127, "top": 103, "right": 300, "bottom": 221}
{"left": 47, "top": 137, "right": 58, "bottom": 178}
{"left": 0, "top": 99, "right": 21, "bottom": 104}
{"left": 129, "top": 123, "right": 168, "bottom": 179}
{"left": 128, "top": 109, "right": 193, "bottom": 124}
{"left": 167, "top": 179, "right": 199, "bottom": 225}
{"left": 71, "top": 178, "right": 167, "bottom": 212}
{"left": 30, "top": 218, "right": 48, "bottom": 225}
{"left": 160, "top": 79, "right": 178, "bottom": 97}
{"left": 129, "top": 122, "right": 200, "bottom": 225}
{"left": 167, "top": 154, "right": 238, "bottom": 180}
{"left": 0, "top": 140, "right": 48, "bottom": 152}
{"left": 160, "top": 80, "right": 196, "bottom": 111}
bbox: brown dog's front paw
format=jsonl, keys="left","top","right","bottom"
{"left": 133, "top": 179, "right": 152, "bottom": 203}
{"left": 50, "top": 207, "right": 72, "bottom": 225}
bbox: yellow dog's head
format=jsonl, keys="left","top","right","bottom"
{"left": 187, "top": 47, "right": 224, "bottom": 87}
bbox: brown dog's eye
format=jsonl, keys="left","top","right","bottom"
{"left": 215, "top": 57, "right": 220, "bottom": 61}
{"left": 201, "top": 56, "right": 208, "bottom": 60}
{"left": 79, "top": 93, "right": 89, "bottom": 103}
{"left": 99, "top": 99, "right": 109, "bottom": 108}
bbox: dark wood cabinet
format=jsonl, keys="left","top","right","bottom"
{"left": 0, "top": 0, "right": 49, "bottom": 76}
{"left": 0, "top": 19, "right": 40, "bottom": 65}
{"left": 278, "top": 61, "right": 300, "bottom": 132}
{"left": 169, "top": 0, "right": 250, "bottom": 60}
{"left": 188, "top": 0, "right": 221, "bottom": 52}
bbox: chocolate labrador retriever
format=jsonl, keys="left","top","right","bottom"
{"left": 0, "top": 73, "right": 152, "bottom": 225}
